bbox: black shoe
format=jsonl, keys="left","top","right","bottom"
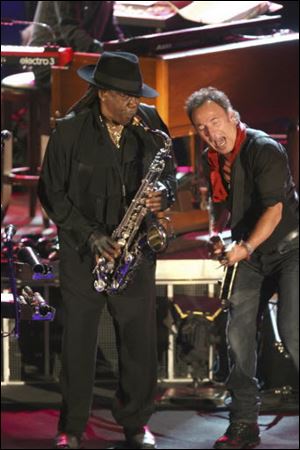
{"left": 53, "top": 433, "right": 82, "bottom": 449}
{"left": 124, "top": 426, "right": 157, "bottom": 449}
{"left": 213, "top": 422, "right": 260, "bottom": 449}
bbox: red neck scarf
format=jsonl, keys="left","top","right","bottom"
{"left": 208, "top": 122, "right": 246, "bottom": 202}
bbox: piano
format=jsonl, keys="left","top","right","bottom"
{"left": 103, "top": 14, "right": 283, "bottom": 54}
{"left": 50, "top": 19, "right": 299, "bottom": 140}
{"left": 1, "top": 45, "right": 73, "bottom": 67}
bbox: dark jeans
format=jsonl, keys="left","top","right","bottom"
{"left": 226, "top": 238, "right": 299, "bottom": 423}
{"left": 57, "top": 242, "right": 157, "bottom": 437}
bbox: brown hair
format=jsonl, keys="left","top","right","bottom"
{"left": 185, "top": 87, "right": 240, "bottom": 123}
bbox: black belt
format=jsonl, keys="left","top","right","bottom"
{"left": 256, "top": 228, "right": 299, "bottom": 256}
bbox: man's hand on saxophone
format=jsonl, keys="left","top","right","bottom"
{"left": 146, "top": 183, "right": 168, "bottom": 213}
{"left": 88, "top": 230, "right": 121, "bottom": 263}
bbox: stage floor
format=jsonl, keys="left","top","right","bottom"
{"left": 1, "top": 192, "right": 299, "bottom": 449}
{"left": 1, "top": 382, "right": 299, "bottom": 449}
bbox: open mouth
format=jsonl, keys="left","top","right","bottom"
{"left": 213, "top": 137, "right": 226, "bottom": 149}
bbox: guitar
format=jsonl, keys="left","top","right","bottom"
{"left": 210, "top": 235, "right": 238, "bottom": 311}
{"left": 219, "top": 262, "right": 238, "bottom": 311}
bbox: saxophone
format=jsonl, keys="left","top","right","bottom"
{"left": 93, "top": 118, "right": 173, "bottom": 295}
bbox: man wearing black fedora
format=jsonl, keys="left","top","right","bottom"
{"left": 38, "top": 51, "right": 176, "bottom": 449}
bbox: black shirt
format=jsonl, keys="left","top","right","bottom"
{"left": 202, "top": 128, "right": 299, "bottom": 253}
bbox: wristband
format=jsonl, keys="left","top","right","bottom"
{"left": 240, "top": 240, "right": 254, "bottom": 257}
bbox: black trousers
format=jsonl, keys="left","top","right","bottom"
{"left": 57, "top": 242, "right": 157, "bottom": 437}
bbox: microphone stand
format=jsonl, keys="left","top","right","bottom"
{"left": 4, "top": 224, "right": 20, "bottom": 338}
{"left": 1, "top": 130, "right": 12, "bottom": 223}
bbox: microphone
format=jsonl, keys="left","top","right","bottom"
{"left": 17, "top": 246, "right": 51, "bottom": 275}
{"left": 21, "top": 286, "right": 53, "bottom": 316}
{"left": 4, "top": 224, "right": 16, "bottom": 242}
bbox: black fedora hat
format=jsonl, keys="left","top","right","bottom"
{"left": 77, "top": 51, "right": 158, "bottom": 98}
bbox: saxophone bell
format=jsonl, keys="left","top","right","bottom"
{"left": 146, "top": 223, "right": 168, "bottom": 252}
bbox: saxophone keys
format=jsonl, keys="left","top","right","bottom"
{"left": 111, "top": 280, "right": 120, "bottom": 291}
{"left": 106, "top": 261, "right": 115, "bottom": 272}
{"left": 118, "top": 238, "right": 126, "bottom": 247}
{"left": 94, "top": 279, "right": 107, "bottom": 293}
{"left": 125, "top": 253, "right": 134, "bottom": 263}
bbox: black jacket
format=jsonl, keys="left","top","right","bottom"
{"left": 38, "top": 102, "right": 177, "bottom": 253}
